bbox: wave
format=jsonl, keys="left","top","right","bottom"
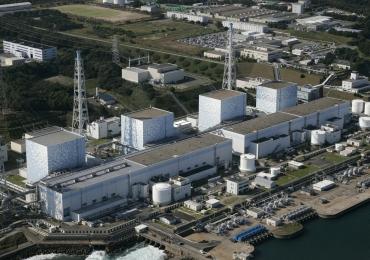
{"left": 22, "top": 253, "right": 70, "bottom": 260}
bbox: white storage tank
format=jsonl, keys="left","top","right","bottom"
{"left": 270, "top": 167, "right": 280, "bottom": 177}
{"left": 352, "top": 99, "right": 364, "bottom": 114}
{"left": 239, "top": 153, "right": 256, "bottom": 172}
{"left": 359, "top": 117, "right": 370, "bottom": 130}
{"left": 311, "top": 130, "right": 326, "bottom": 146}
{"left": 152, "top": 183, "right": 172, "bottom": 206}
{"left": 364, "top": 102, "right": 370, "bottom": 116}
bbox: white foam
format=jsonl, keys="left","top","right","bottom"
{"left": 116, "top": 246, "right": 167, "bottom": 260}
{"left": 22, "top": 253, "right": 68, "bottom": 260}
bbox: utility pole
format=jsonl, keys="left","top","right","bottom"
{"left": 222, "top": 23, "right": 236, "bottom": 90}
{"left": 72, "top": 50, "right": 89, "bottom": 135}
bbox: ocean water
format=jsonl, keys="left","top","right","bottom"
{"left": 22, "top": 244, "right": 167, "bottom": 260}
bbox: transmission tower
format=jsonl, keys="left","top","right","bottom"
{"left": 222, "top": 23, "right": 236, "bottom": 90}
{"left": 0, "top": 68, "right": 9, "bottom": 116}
{"left": 72, "top": 50, "right": 89, "bottom": 135}
{"left": 112, "top": 35, "right": 121, "bottom": 66}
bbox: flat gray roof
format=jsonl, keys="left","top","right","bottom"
{"left": 124, "top": 107, "right": 172, "bottom": 120}
{"left": 260, "top": 81, "right": 296, "bottom": 90}
{"left": 282, "top": 97, "right": 346, "bottom": 116}
{"left": 26, "top": 126, "right": 61, "bottom": 138}
{"left": 127, "top": 133, "right": 229, "bottom": 166}
{"left": 224, "top": 112, "right": 298, "bottom": 135}
{"left": 29, "top": 129, "right": 83, "bottom": 146}
{"left": 201, "top": 89, "right": 245, "bottom": 100}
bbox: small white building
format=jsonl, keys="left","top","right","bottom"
{"left": 184, "top": 200, "right": 203, "bottom": 211}
{"left": 341, "top": 71, "right": 370, "bottom": 93}
{"left": 256, "top": 81, "right": 298, "bottom": 113}
{"left": 265, "top": 216, "right": 282, "bottom": 227}
{"left": 222, "top": 21, "right": 268, "bottom": 33}
{"left": 206, "top": 198, "right": 220, "bottom": 208}
{"left": 0, "top": 53, "right": 25, "bottom": 67}
{"left": 204, "top": 50, "right": 225, "bottom": 60}
{"left": 3, "top": 40, "right": 56, "bottom": 62}
{"left": 291, "top": 3, "right": 304, "bottom": 14}
{"left": 236, "top": 77, "right": 271, "bottom": 90}
{"left": 121, "top": 107, "right": 175, "bottom": 150}
{"left": 122, "top": 67, "right": 150, "bottom": 83}
{"left": 170, "top": 176, "right": 191, "bottom": 202}
{"left": 198, "top": 89, "right": 246, "bottom": 131}
{"left": 87, "top": 116, "right": 121, "bottom": 139}
{"left": 166, "top": 11, "right": 209, "bottom": 24}
{"left": 135, "top": 224, "right": 148, "bottom": 233}
{"left": 226, "top": 175, "right": 249, "bottom": 195}
{"left": 313, "top": 179, "right": 335, "bottom": 191}
{"left": 252, "top": 176, "right": 276, "bottom": 189}
{"left": 140, "top": 4, "right": 159, "bottom": 13}
{"left": 246, "top": 207, "right": 265, "bottom": 218}
{"left": 241, "top": 46, "right": 282, "bottom": 62}
{"left": 10, "top": 139, "right": 26, "bottom": 154}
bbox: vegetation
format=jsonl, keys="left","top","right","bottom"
{"left": 0, "top": 232, "right": 27, "bottom": 252}
{"left": 276, "top": 164, "right": 320, "bottom": 186}
{"left": 272, "top": 222, "right": 303, "bottom": 238}
{"left": 6, "top": 174, "right": 26, "bottom": 187}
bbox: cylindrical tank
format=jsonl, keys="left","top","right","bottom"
{"left": 311, "top": 130, "right": 326, "bottom": 146}
{"left": 359, "top": 117, "right": 370, "bottom": 130}
{"left": 239, "top": 153, "right": 256, "bottom": 172}
{"left": 152, "top": 183, "right": 172, "bottom": 206}
{"left": 335, "top": 143, "right": 345, "bottom": 152}
{"left": 352, "top": 99, "right": 364, "bottom": 114}
{"left": 114, "top": 0, "right": 124, "bottom": 5}
{"left": 364, "top": 102, "right": 370, "bottom": 116}
{"left": 270, "top": 166, "right": 280, "bottom": 177}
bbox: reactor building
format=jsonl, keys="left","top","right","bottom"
{"left": 198, "top": 89, "right": 247, "bottom": 131}
{"left": 256, "top": 81, "right": 298, "bottom": 113}
{"left": 39, "top": 133, "right": 231, "bottom": 221}
{"left": 121, "top": 107, "right": 176, "bottom": 150}
{"left": 26, "top": 128, "right": 85, "bottom": 184}
{"left": 220, "top": 97, "right": 350, "bottom": 158}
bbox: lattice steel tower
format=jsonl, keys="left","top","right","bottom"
{"left": 112, "top": 35, "right": 121, "bottom": 66}
{"left": 222, "top": 23, "right": 236, "bottom": 90}
{"left": 0, "top": 68, "right": 9, "bottom": 116}
{"left": 72, "top": 50, "right": 89, "bottom": 134}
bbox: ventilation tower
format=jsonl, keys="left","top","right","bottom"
{"left": 222, "top": 23, "right": 236, "bottom": 90}
{"left": 72, "top": 50, "right": 89, "bottom": 135}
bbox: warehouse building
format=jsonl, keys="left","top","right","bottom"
{"left": 87, "top": 117, "right": 121, "bottom": 139}
{"left": 295, "top": 16, "right": 336, "bottom": 31}
{"left": 226, "top": 175, "right": 249, "bottom": 195}
{"left": 198, "top": 89, "right": 246, "bottom": 131}
{"left": 3, "top": 40, "right": 56, "bottom": 62}
{"left": 222, "top": 21, "right": 268, "bottom": 33}
{"left": 341, "top": 71, "right": 370, "bottom": 93}
{"left": 256, "top": 81, "right": 298, "bottom": 113}
{"left": 166, "top": 11, "right": 208, "bottom": 24}
{"left": 26, "top": 128, "right": 85, "bottom": 184}
{"left": 220, "top": 97, "right": 350, "bottom": 158}
{"left": 38, "top": 133, "right": 232, "bottom": 220}
{"left": 0, "top": 2, "right": 31, "bottom": 13}
{"left": 122, "top": 63, "right": 184, "bottom": 84}
{"left": 121, "top": 107, "right": 175, "bottom": 150}
{"left": 241, "top": 46, "right": 282, "bottom": 62}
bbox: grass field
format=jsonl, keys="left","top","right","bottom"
{"left": 276, "top": 164, "right": 320, "bottom": 186}
{"left": 286, "top": 29, "right": 353, "bottom": 45}
{"left": 53, "top": 4, "right": 149, "bottom": 22}
{"left": 237, "top": 62, "right": 322, "bottom": 85}
{"left": 6, "top": 175, "right": 26, "bottom": 187}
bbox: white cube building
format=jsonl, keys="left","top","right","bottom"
{"left": 198, "top": 89, "right": 247, "bottom": 131}
{"left": 26, "top": 129, "right": 85, "bottom": 184}
{"left": 256, "top": 81, "right": 298, "bottom": 113}
{"left": 3, "top": 40, "right": 57, "bottom": 62}
{"left": 121, "top": 107, "right": 175, "bottom": 150}
{"left": 87, "top": 116, "right": 121, "bottom": 139}
{"left": 122, "top": 67, "right": 150, "bottom": 83}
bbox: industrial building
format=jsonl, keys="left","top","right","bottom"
{"left": 297, "top": 85, "right": 321, "bottom": 103}
{"left": 222, "top": 21, "right": 268, "bottom": 33}
{"left": 0, "top": 53, "right": 25, "bottom": 67}
{"left": 26, "top": 128, "right": 85, "bottom": 184}
{"left": 226, "top": 175, "right": 249, "bottom": 195}
{"left": 236, "top": 77, "right": 271, "bottom": 90}
{"left": 291, "top": 3, "right": 304, "bottom": 14}
{"left": 256, "top": 81, "right": 298, "bottom": 113}
{"left": 87, "top": 117, "right": 121, "bottom": 139}
{"left": 166, "top": 11, "right": 208, "bottom": 24}
{"left": 0, "top": 2, "right": 31, "bottom": 13}
{"left": 220, "top": 97, "right": 350, "bottom": 158}
{"left": 295, "top": 16, "right": 336, "bottom": 31}
{"left": 203, "top": 50, "right": 225, "bottom": 60}
{"left": 121, "top": 107, "right": 176, "bottom": 150}
{"left": 313, "top": 180, "right": 335, "bottom": 191}
{"left": 122, "top": 63, "right": 184, "bottom": 84}
{"left": 198, "top": 89, "right": 246, "bottom": 131}
{"left": 341, "top": 71, "right": 370, "bottom": 93}
{"left": 3, "top": 40, "right": 57, "bottom": 62}
{"left": 38, "top": 133, "right": 232, "bottom": 220}
{"left": 240, "top": 46, "right": 282, "bottom": 62}
{"left": 140, "top": 4, "right": 159, "bottom": 13}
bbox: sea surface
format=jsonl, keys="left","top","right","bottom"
{"left": 24, "top": 203, "right": 370, "bottom": 260}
